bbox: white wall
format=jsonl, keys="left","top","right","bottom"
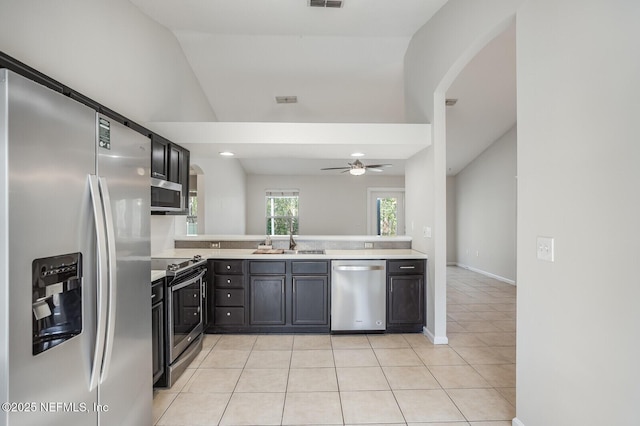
{"left": 404, "top": 0, "right": 521, "bottom": 343}
{"left": 0, "top": 0, "right": 215, "bottom": 124}
{"left": 245, "top": 174, "right": 405, "bottom": 235}
{"left": 191, "top": 157, "right": 247, "bottom": 235}
{"left": 515, "top": 1, "right": 640, "bottom": 425}
{"left": 455, "top": 126, "right": 516, "bottom": 283}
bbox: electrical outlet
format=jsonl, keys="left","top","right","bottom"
{"left": 536, "top": 236, "right": 554, "bottom": 262}
{"left": 364, "top": 242, "right": 373, "bottom": 249}
{"left": 210, "top": 242, "right": 220, "bottom": 249}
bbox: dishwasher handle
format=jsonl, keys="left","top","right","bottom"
{"left": 333, "top": 265, "right": 385, "bottom": 271}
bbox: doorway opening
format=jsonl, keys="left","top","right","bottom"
{"left": 188, "top": 164, "right": 205, "bottom": 235}
{"left": 367, "top": 188, "right": 405, "bottom": 236}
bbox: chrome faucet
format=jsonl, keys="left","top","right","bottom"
{"left": 289, "top": 219, "right": 297, "bottom": 251}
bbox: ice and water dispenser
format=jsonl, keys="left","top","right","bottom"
{"left": 32, "top": 252, "right": 83, "bottom": 355}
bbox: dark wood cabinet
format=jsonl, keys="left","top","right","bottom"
{"left": 386, "top": 259, "right": 425, "bottom": 332}
{"left": 208, "top": 260, "right": 246, "bottom": 330}
{"left": 250, "top": 275, "right": 286, "bottom": 325}
{"left": 151, "top": 134, "right": 190, "bottom": 214}
{"left": 292, "top": 275, "right": 328, "bottom": 325}
{"left": 211, "top": 259, "right": 326, "bottom": 331}
{"left": 168, "top": 144, "right": 181, "bottom": 183}
{"left": 151, "top": 278, "right": 165, "bottom": 385}
{"left": 205, "top": 257, "right": 425, "bottom": 334}
{"left": 151, "top": 135, "right": 169, "bottom": 180}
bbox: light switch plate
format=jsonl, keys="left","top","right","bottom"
{"left": 537, "top": 236, "right": 554, "bottom": 262}
{"left": 423, "top": 226, "right": 432, "bottom": 238}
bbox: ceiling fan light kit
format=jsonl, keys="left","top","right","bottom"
{"left": 321, "top": 159, "right": 391, "bottom": 176}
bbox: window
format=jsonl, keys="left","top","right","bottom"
{"left": 265, "top": 190, "right": 299, "bottom": 235}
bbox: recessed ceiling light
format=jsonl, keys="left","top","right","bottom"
{"left": 219, "top": 151, "right": 235, "bottom": 157}
{"left": 350, "top": 152, "right": 365, "bottom": 157}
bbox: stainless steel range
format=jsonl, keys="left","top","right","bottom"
{"left": 153, "top": 255, "right": 207, "bottom": 388}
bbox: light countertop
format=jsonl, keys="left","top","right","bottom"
{"left": 150, "top": 248, "right": 426, "bottom": 281}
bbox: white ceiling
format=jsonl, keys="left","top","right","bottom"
{"left": 130, "top": 0, "right": 515, "bottom": 176}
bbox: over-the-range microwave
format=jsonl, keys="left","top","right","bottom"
{"left": 151, "top": 178, "right": 183, "bottom": 212}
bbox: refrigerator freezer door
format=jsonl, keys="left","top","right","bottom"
{"left": 0, "top": 70, "right": 99, "bottom": 425}
{"left": 95, "top": 114, "right": 151, "bottom": 426}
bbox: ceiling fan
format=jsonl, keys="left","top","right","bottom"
{"left": 321, "top": 159, "right": 392, "bottom": 176}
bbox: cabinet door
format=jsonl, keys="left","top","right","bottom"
{"left": 151, "top": 301, "right": 164, "bottom": 384}
{"left": 168, "top": 144, "right": 181, "bottom": 183}
{"left": 180, "top": 148, "right": 190, "bottom": 209}
{"left": 292, "top": 276, "right": 328, "bottom": 325}
{"left": 250, "top": 276, "right": 286, "bottom": 325}
{"left": 388, "top": 275, "right": 424, "bottom": 324}
{"left": 151, "top": 137, "right": 169, "bottom": 180}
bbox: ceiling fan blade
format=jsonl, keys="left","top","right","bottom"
{"left": 364, "top": 164, "right": 392, "bottom": 169}
{"left": 367, "top": 168, "right": 385, "bottom": 172}
{"left": 320, "top": 166, "right": 351, "bottom": 170}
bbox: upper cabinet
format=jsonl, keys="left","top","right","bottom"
{"left": 151, "top": 135, "right": 170, "bottom": 181}
{"left": 151, "top": 134, "right": 190, "bottom": 214}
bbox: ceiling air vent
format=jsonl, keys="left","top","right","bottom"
{"left": 445, "top": 98, "right": 458, "bottom": 107}
{"left": 309, "top": 0, "right": 343, "bottom": 8}
{"left": 276, "top": 96, "right": 298, "bottom": 104}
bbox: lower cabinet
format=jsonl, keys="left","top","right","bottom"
{"left": 250, "top": 275, "right": 286, "bottom": 325}
{"left": 151, "top": 278, "right": 165, "bottom": 385}
{"left": 292, "top": 275, "right": 329, "bottom": 325}
{"left": 386, "top": 259, "right": 425, "bottom": 332}
{"left": 206, "top": 257, "right": 425, "bottom": 334}
{"left": 208, "top": 259, "right": 329, "bottom": 332}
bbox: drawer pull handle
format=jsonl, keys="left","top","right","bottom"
{"left": 227, "top": 293, "right": 231, "bottom": 298}
{"left": 227, "top": 279, "right": 231, "bottom": 283}
{"left": 151, "top": 294, "right": 156, "bottom": 299}
{"left": 399, "top": 266, "right": 416, "bottom": 269}
{"left": 226, "top": 312, "right": 231, "bottom": 316}
{"left": 193, "top": 294, "right": 198, "bottom": 298}
{"left": 226, "top": 265, "right": 231, "bottom": 270}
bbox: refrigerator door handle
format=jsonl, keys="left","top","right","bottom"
{"left": 88, "top": 175, "right": 109, "bottom": 391}
{"left": 98, "top": 176, "right": 117, "bottom": 383}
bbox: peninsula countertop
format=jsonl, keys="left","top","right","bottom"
{"left": 150, "top": 248, "right": 427, "bottom": 281}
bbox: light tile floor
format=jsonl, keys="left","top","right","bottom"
{"left": 153, "top": 266, "right": 516, "bottom": 425}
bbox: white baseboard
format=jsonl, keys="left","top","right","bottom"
{"left": 512, "top": 418, "right": 525, "bottom": 426}
{"left": 423, "top": 327, "right": 449, "bottom": 345}
{"left": 455, "top": 263, "right": 516, "bottom": 286}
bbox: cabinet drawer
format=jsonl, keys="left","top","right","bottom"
{"left": 213, "top": 260, "right": 244, "bottom": 274}
{"left": 151, "top": 280, "right": 164, "bottom": 303}
{"left": 387, "top": 260, "right": 425, "bottom": 274}
{"left": 214, "top": 307, "right": 245, "bottom": 325}
{"left": 214, "top": 275, "right": 244, "bottom": 288}
{"left": 215, "top": 289, "right": 244, "bottom": 306}
{"left": 291, "top": 261, "right": 328, "bottom": 275}
{"left": 249, "top": 261, "right": 286, "bottom": 275}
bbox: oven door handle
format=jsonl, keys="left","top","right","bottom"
{"left": 171, "top": 270, "right": 206, "bottom": 292}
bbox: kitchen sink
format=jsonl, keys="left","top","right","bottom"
{"left": 285, "top": 249, "right": 326, "bottom": 255}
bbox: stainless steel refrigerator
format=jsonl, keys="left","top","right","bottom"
{"left": 0, "top": 69, "right": 152, "bottom": 426}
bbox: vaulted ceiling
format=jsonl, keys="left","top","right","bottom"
{"left": 130, "top": 0, "right": 515, "bottom": 176}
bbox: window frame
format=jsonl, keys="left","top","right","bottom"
{"left": 265, "top": 189, "right": 300, "bottom": 236}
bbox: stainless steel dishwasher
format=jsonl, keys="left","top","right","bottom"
{"left": 331, "top": 260, "right": 386, "bottom": 332}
